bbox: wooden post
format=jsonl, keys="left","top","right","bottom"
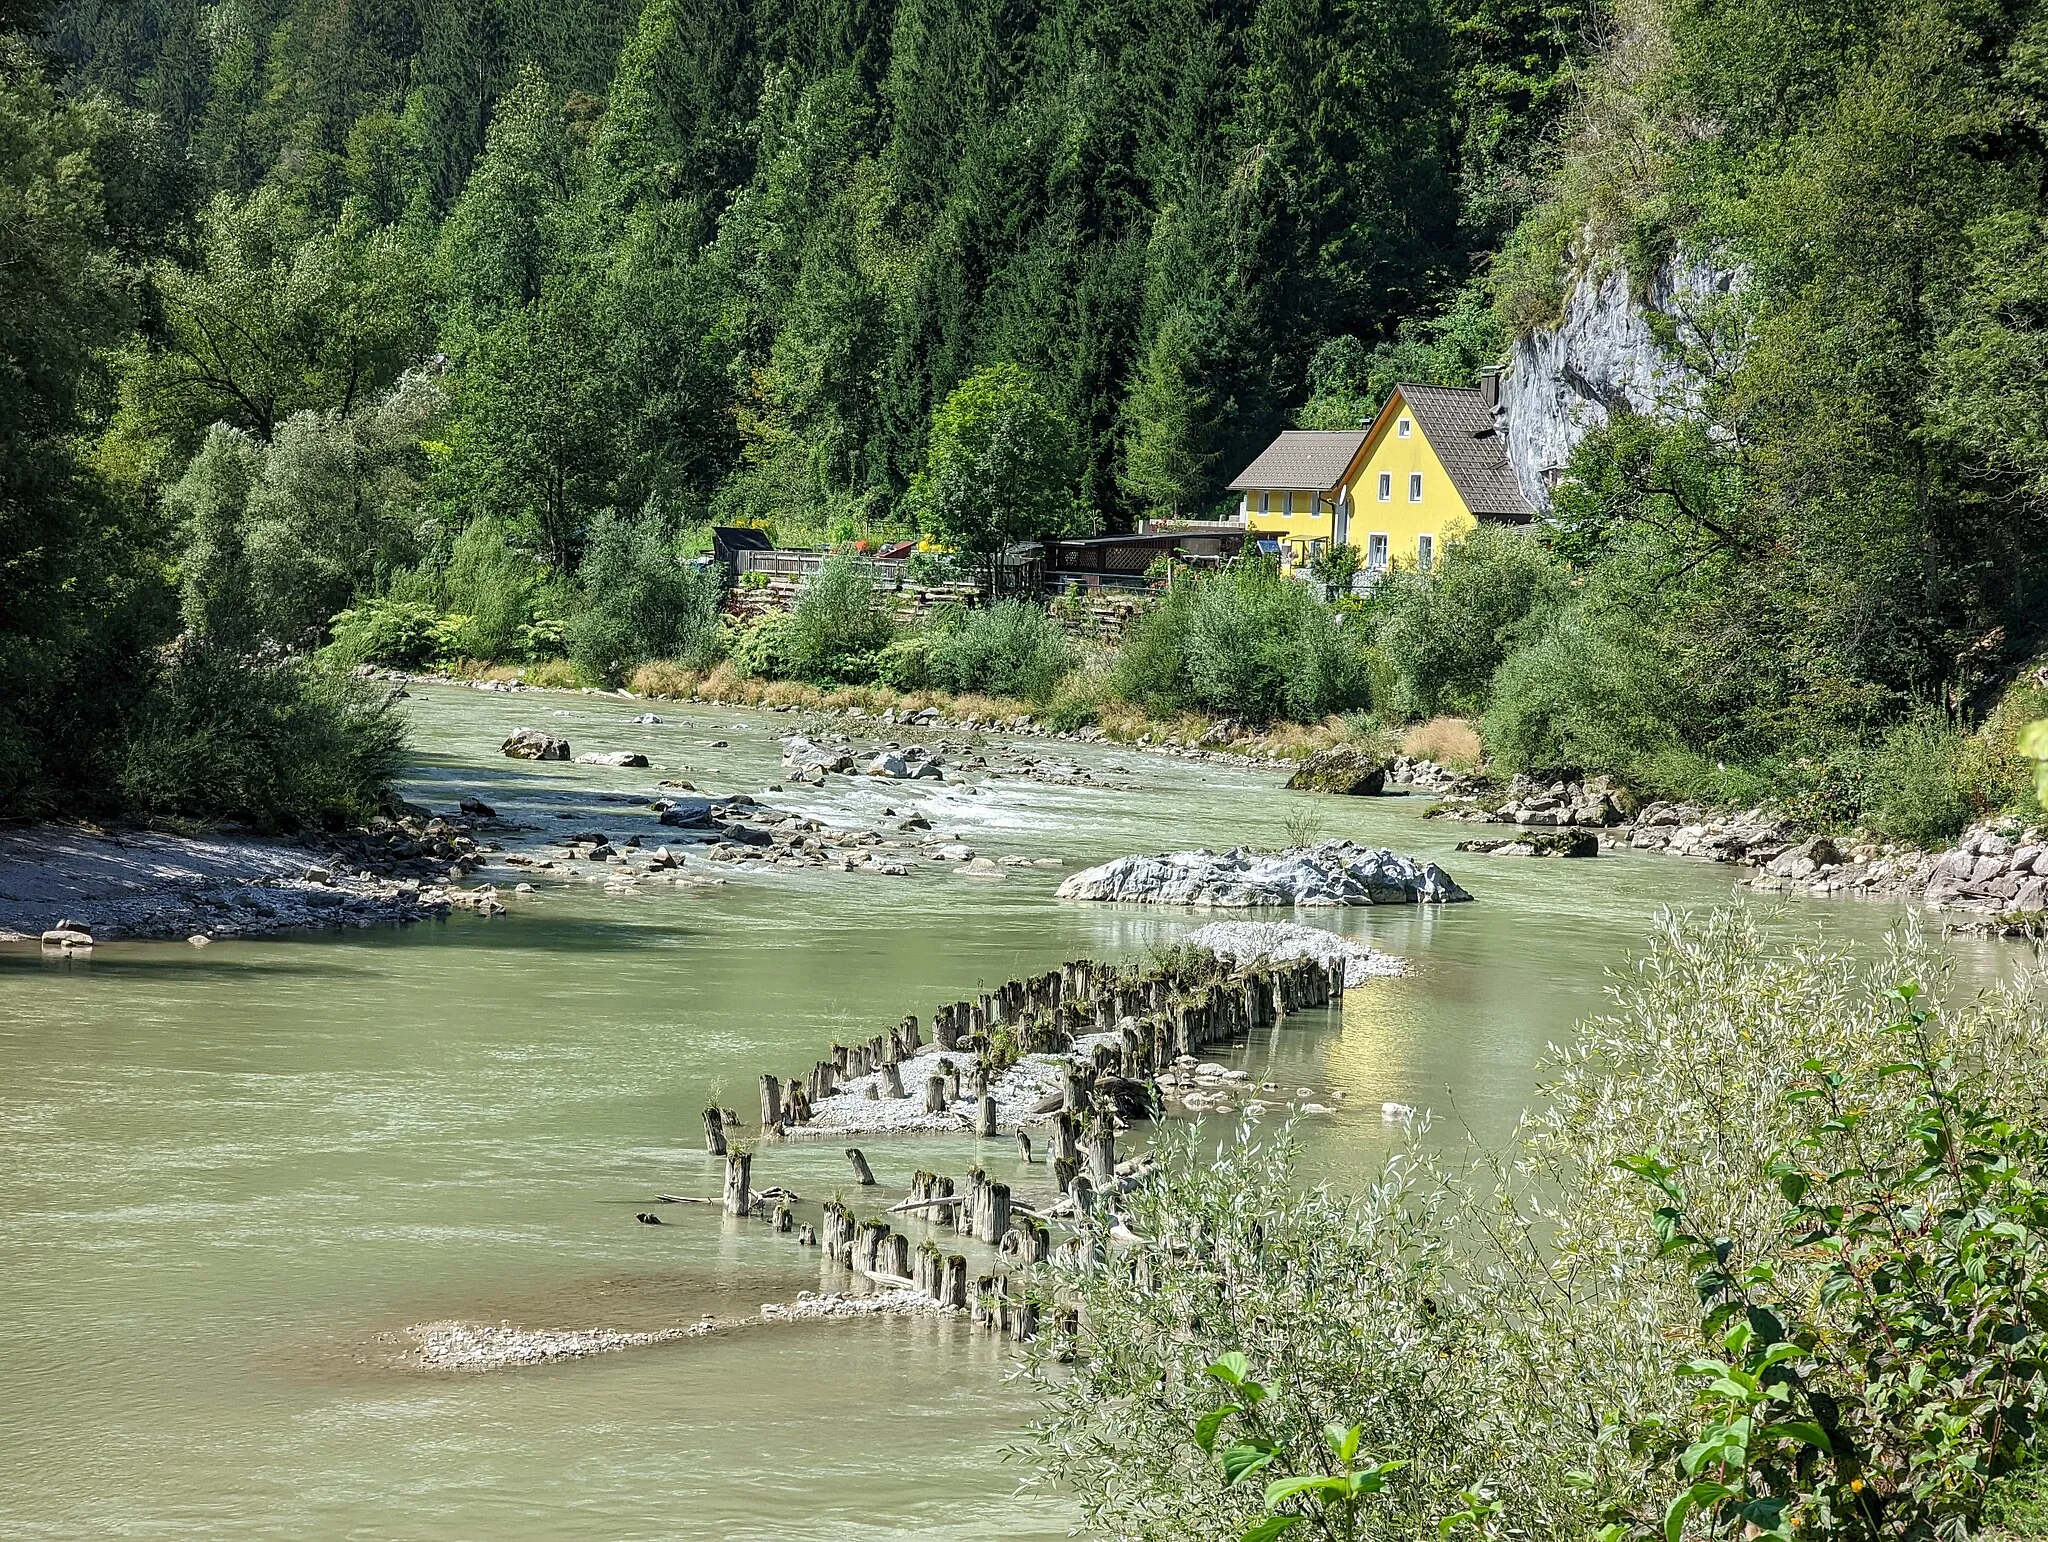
{"left": 846, "top": 1148, "right": 878, "bottom": 1186}
{"left": 797, "top": 1223, "right": 817, "bottom": 1246}
{"left": 879, "top": 1061, "right": 905, "bottom": 1099}
{"left": 1015, "top": 1130, "right": 1033, "bottom": 1163}
{"left": 1052, "top": 1156, "right": 1078, "bottom": 1195}
{"left": 702, "top": 1106, "right": 727, "bottom": 1156}
{"left": 759, "top": 1074, "right": 782, "bottom": 1131}
{"left": 941, "top": 1254, "right": 968, "bottom": 1309}
{"left": 977, "top": 1092, "right": 996, "bottom": 1137}
{"left": 722, "top": 1149, "right": 752, "bottom": 1217}
{"left": 959, "top": 1169, "right": 984, "bottom": 1236}
{"left": 1086, "top": 1122, "right": 1115, "bottom": 1189}
{"left": 1011, "top": 1298, "right": 1039, "bottom": 1341}
{"left": 880, "top": 1232, "right": 909, "bottom": 1280}
{"left": 774, "top": 1202, "right": 794, "bottom": 1233}
{"left": 901, "top": 1014, "right": 922, "bottom": 1052}
{"left": 976, "top": 1180, "right": 1011, "bottom": 1245}
{"left": 1071, "top": 1172, "right": 1095, "bottom": 1215}
{"left": 924, "top": 1075, "right": 947, "bottom": 1113}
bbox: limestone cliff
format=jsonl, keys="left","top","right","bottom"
{"left": 1499, "top": 254, "right": 1742, "bottom": 511}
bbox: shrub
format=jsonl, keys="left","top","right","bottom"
{"left": 1026, "top": 908, "right": 2048, "bottom": 1542}
{"left": 727, "top": 613, "right": 789, "bottom": 679}
{"left": 874, "top": 634, "right": 934, "bottom": 690}
{"left": 1482, "top": 596, "right": 1685, "bottom": 777}
{"left": 1857, "top": 706, "right": 1974, "bottom": 846}
{"left": 1373, "top": 524, "right": 1572, "bottom": 719}
{"left": 927, "top": 600, "right": 1078, "bottom": 704}
{"left": 1112, "top": 558, "right": 1371, "bottom": 725}
{"left": 324, "top": 597, "right": 440, "bottom": 669}
{"left": 120, "top": 644, "right": 408, "bottom": 830}
{"left": 567, "top": 511, "right": 726, "bottom": 686}
{"left": 778, "top": 556, "right": 894, "bottom": 683}
{"left": 442, "top": 516, "right": 537, "bottom": 661}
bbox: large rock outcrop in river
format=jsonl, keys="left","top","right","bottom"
{"left": 1057, "top": 840, "right": 1470, "bottom": 907}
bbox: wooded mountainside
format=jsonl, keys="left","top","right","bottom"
{"left": 4, "top": 0, "right": 2047, "bottom": 835}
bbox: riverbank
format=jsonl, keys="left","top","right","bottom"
{"left": 0, "top": 822, "right": 467, "bottom": 942}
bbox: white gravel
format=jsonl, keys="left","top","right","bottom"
{"left": 1182, "top": 920, "right": 1406, "bottom": 988}
{"left": 793, "top": 1038, "right": 1099, "bottom": 1138}
{"left": 408, "top": 1289, "right": 949, "bottom": 1370}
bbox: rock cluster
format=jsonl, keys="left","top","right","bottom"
{"left": 1921, "top": 824, "right": 2048, "bottom": 916}
{"left": 1388, "top": 755, "right": 1467, "bottom": 793}
{"left": 1180, "top": 920, "right": 1404, "bottom": 986}
{"left": 1283, "top": 745, "right": 1389, "bottom": 796}
{"left": 1432, "top": 774, "right": 1627, "bottom": 828}
{"left": 1056, "top": 841, "right": 1471, "bottom": 907}
{"left": 325, "top": 807, "right": 492, "bottom": 883}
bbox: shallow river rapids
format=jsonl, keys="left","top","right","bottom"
{"left": 0, "top": 684, "right": 2019, "bottom": 1539}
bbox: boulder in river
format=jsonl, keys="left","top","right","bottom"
{"left": 1283, "top": 745, "right": 1391, "bottom": 796}
{"left": 502, "top": 727, "right": 570, "bottom": 760}
{"left": 657, "top": 797, "right": 718, "bottom": 828}
{"left": 1456, "top": 830, "right": 1598, "bottom": 858}
{"left": 578, "top": 751, "right": 650, "bottom": 768}
{"left": 1057, "top": 840, "right": 1470, "bottom": 907}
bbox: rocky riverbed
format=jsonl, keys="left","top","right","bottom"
{"left": 1057, "top": 840, "right": 1470, "bottom": 907}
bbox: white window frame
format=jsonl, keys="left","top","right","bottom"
{"left": 1367, "top": 532, "right": 1389, "bottom": 571}
{"left": 1377, "top": 472, "right": 1391, "bottom": 502}
{"left": 1398, "top": 418, "right": 1411, "bottom": 438}
{"left": 1409, "top": 472, "right": 1423, "bottom": 503}
{"left": 1417, "top": 533, "right": 1434, "bottom": 571}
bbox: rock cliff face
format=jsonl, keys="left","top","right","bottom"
{"left": 1499, "top": 254, "right": 1742, "bottom": 511}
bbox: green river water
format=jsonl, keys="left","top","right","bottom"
{"left": 0, "top": 684, "right": 2021, "bottom": 1539}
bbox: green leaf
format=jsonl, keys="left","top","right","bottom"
{"left": 1666, "top": 1481, "right": 1736, "bottom": 1542}
{"left": 1206, "top": 1352, "right": 1249, "bottom": 1387}
{"left": 1221, "top": 1441, "right": 1278, "bottom": 1486}
{"left": 1265, "top": 1475, "right": 1354, "bottom": 1506}
{"left": 1326, "top": 1422, "right": 1362, "bottom": 1466}
{"left": 1767, "top": 1420, "right": 1832, "bottom": 1454}
{"left": 1196, "top": 1405, "right": 1238, "bottom": 1453}
{"left": 1243, "top": 1518, "right": 1303, "bottom": 1542}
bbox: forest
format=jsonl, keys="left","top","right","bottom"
{"left": 3, "top": 0, "right": 2045, "bottom": 838}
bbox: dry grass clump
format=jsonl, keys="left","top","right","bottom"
{"left": 1403, "top": 715, "right": 1483, "bottom": 767}
{"left": 627, "top": 660, "right": 700, "bottom": 698}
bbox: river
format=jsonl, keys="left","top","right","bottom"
{"left": 0, "top": 684, "right": 2017, "bottom": 1538}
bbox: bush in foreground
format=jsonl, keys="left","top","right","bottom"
{"left": 777, "top": 556, "right": 894, "bottom": 683}
{"left": 120, "top": 644, "right": 408, "bottom": 830}
{"left": 1025, "top": 909, "right": 2048, "bottom": 1542}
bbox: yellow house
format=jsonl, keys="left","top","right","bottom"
{"left": 1227, "top": 382, "right": 1531, "bottom": 573}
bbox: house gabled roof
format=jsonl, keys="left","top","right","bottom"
{"left": 1226, "top": 430, "right": 1370, "bottom": 493}
{"left": 1387, "top": 384, "right": 1530, "bottom": 519}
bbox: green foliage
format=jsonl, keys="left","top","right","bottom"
{"left": 727, "top": 612, "right": 789, "bottom": 679}
{"left": 1030, "top": 908, "right": 2048, "bottom": 1542}
{"left": 324, "top": 598, "right": 440, "bottom": 669}
{"left": 120, "top": 645, "right": 409, "bottom": 831}
{"left": 777, "top": 557, "right": 892, "bottom": 684}
{"left": 926, "top": 601, "right": 1078, "bottom": 705}
{"left": 1297, "top": 283, "right": 1508, "bottom": 430}
{"left": 441, "top": 516, "right": 538, "bottom": 662}
{"left": 1855, "top": 708, "right": 1975, "bottom": 848}
{"left": 1114, "top": 559, "right": 1373, "bottom": 726}
{"left": 914, "top": 365, "right": 1083, "bottom": 588}
{"left": 1308, "top": 542, "right": 1362, "bottom": 592}
{"left": 1614, "top": 983, "right": 2048, "bottom": 1542}
{"left": 167, "top": 371, "right": 445, "bottom": 652}
{"left": 1374, "top": 525, "right": 1570, "bottom": 718}
{"left": 874, "top": 634, "right": 934, "bottom": 691}
{"left": 567, "top": 511, "right": 725, "bottom": 686}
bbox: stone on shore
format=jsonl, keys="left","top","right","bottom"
{"left": 502, "top": 727, "right": 570, "bottom": 760}
{"left": 1056, "top": 840, "right": 1470, "bottom": 907}
{"left": 1284, "top": 745, "right": 1390, "bottom": 796}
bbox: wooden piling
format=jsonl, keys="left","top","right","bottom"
{"left": 941, "top": 1254, "right": 968, "bottom": 1309}
{"left": 924, "top": 1076, "right": 947, "bottom": 1113}
{"left": 846, "top": 1147, "right": 878, "bottom": 1186}
{"left": 702, "top": 1106, "right": 727, "bottom": 1156}
{"left": 879, "top": 1062, "right": 905, "bottom": 1099}
{"left": 759, "top": 1075, "right": 782, "bottom": 1132}
{"left": 722, "top": 1150, "right": 752, "bottom": 1217}
{"left": 977, "top": 1092, "right": 996, "bottom": 1137}
{"left": 975, "top": 1180, "right": 1011, "bottom": 1245}
{"left": 1015, "top": 1130, "right": 1033, "bottom": 1164}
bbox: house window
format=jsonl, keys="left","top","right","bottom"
{"left": 1377, "top": 472, "right": 1391, "bottom": 502}
{"left": 1398, "top": 418, "right": 1411, "bottom": 438}
{"left": 1258, "top": 492, "right": 1271, "bottom": 516}
{"left": 1417, "top": 534, "right": 1434, "bottom": 571}
{"left": 1283, "top": 491, "right": 1296, "bottom": 517}
{"left": 1367, "top": 532, "right": 1389, "bottom": 570}
{"left": 1409, "top": 472, "right": 1423, "bottom": 502}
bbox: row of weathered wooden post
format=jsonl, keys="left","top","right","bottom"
{"left": 696, "top": 949, "right": 1343, "bottom": 1340}
{"left": 711, "top": 950, "right": 1339, "bottom": 1147}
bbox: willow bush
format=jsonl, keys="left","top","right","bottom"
{"left": 1023, "top": 909, "right": 2048, "bottom": 1541}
